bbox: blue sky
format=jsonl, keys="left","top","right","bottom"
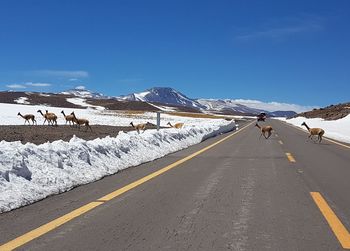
{"left": 0, "top": 0, "right": 349, "bottom": 108}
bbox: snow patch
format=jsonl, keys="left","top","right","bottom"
{"left": 14, "top": 97, "right": 30, "bottom": 105}
{"left": 66, "top": 98, "right": 105, "bottom": 111}
{"left": 39, "top": 93, "right": 51, "bottom": 97}
{"left": 134, "top": 91, "right": 150, "bottom": 101}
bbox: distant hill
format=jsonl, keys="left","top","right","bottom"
{"left": 269, "top": 111, "right": 297, "bottom": 118}
{"left": 295, "top": 103, "right": 350, "bottom": 120}
{"left": 0, "top": 91, "right": 83, "bottom": 108}
{"left": 0, "top": 91, "right": 158, "bottom": 111}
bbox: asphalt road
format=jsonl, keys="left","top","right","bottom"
{"left": 1, "top": 119, "right": 350, "bottom": 250}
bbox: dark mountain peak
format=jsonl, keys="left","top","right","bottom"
{"left": 118, "top": 87, "right": 205, "bottom": 109}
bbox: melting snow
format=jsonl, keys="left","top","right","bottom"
{"left": 66, "top": 97, "right": 105, "bottom": 111}
{"left": 14, "top": 97, "right": 30, "bottom": 105}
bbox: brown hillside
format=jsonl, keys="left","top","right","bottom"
{"left": 0, "top": 91, "right": 196, "bottom": 112}
{"left": 88, "top": 98, "right": 160, "bottom": 111}
{"left": 296, "top": 102, "right": 350, "bottom": 120}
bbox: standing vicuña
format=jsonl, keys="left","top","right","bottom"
{"left": 37, "top": 110, "right": 57, "bottom": 126}
{"left": 167, "top": 122, "right": 184, "bottom": 129}
{"left": 71, "top": 112, "right": 92, "bottom": 131}
{"left": 17, "top": 112, "right": 37, "bottom": 125}
{"left": 61, "top": 110, "right": 75, "bottom": 126}
{"left": 46, "top": 110, "right": 58, "bottom": 126}
{"left": 255, "top": 123, "right": 273, "bottom": 139}
{"left": 301, "top": 122, "right": 325, "bottom": 143}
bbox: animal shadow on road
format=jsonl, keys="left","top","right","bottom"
{"left": 308, "top": 139, "right": 330, "bottom": 145}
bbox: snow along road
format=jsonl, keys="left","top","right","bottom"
{"left": 1, "top": 119, "right": 350, "bottom": 250}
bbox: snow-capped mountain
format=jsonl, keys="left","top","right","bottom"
{"left": 197, "top": 99, "right": 297, "bottom": 117}
{"left": 197, "top": 99, "right": 266, "bottom": 114}
{"left": 118, "top": 87, "right": 206, "bottom": 109}
{"left": 60, "top": 86, "right": 108, "bottom": 99}
{"left": 117, "top": 87, "right": 298, "bottom": 116}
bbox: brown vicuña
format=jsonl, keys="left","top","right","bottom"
{"left": 71, "top": 112, "right": 92, "bottom": 131}
{"left": 61, "top": 110, "right": 75, "bottom": 126}
{"left": 17, "top": 112, "right": 37, "bottom": 125}
{"left": 37, "top": 110, "right": 57, "bottom": 126}
{"left": 167, "top": 122, "right": 184, "bottom": 129}
{"left": 255, "top": 123, "right": 273, "bottom": 139}
{"left": 130, "top": 122, "right": 151, "bottom": 134}
{"left": 301, "top": 122, "right": 325, "bottom": 143}
{"left": 46, "top": 110, "right": 58, "bottom": 126}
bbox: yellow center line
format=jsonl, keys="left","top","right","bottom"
{"left": 0, "top": 121, "right": 255, "bottom": 251}
{"left": 310, "top": 192, "right": 350, "bottom": 249}
{"left": 0, "top": 202, "right": 103, "bottom": 251}
{"left": 286, "top": 152, "right": 296, "bottom": 163}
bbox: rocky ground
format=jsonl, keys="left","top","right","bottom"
{"left": 0, "top": 124, "right": 161, "bottom": 145}
{"left": 295, "top": 102, "right": 350, "bottom": 120}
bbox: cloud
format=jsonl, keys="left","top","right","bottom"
{"left": 4, "top": 82, "right": 52, "bottom": 90}
{"left": 25, "top": 82, "right": 51, "bottom": 87}
{"left": 30, "top": 70, "right": 89, "bottom": 78}
{"left": 75, "top": 85, "right": 86, "bottom": 90}
{"left": 5, "top": 84, "right": 26, "bottom": 89}
{"left": 235, "top": 15, "right": 323, "bottom": 41}
{"left": 232, "top": 99, "right": 317, "bottom": 113}
{"left": 69, "top": 78, "right": 80, "bottom": 82}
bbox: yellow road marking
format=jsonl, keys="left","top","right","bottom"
{"left": 0, "top": 121, "right": 255, "bottom": 251}
{"left": 0, "top": 202, "right": 103, "bottom": 251}
{"left": 286, "top": 152, "right": 296, "bottom": 163}
{"left": 280, "top": 121, "right": 350, "bottom": 149}
{"left": 310, "top": 192, "right": 350, "bottom": 249}
{"left": 278, "top": 140, "right": 283, "bottom": 145}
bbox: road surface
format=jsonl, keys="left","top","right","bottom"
{"left": 1, "top": 119, "right": 350, "bottom": 250}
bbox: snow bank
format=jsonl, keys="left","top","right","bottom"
{"left": 0, "top": 120, "right": 235, "bottom": 213}
{"left": 276, "top": 115, "right": 350, "bottom": 144}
